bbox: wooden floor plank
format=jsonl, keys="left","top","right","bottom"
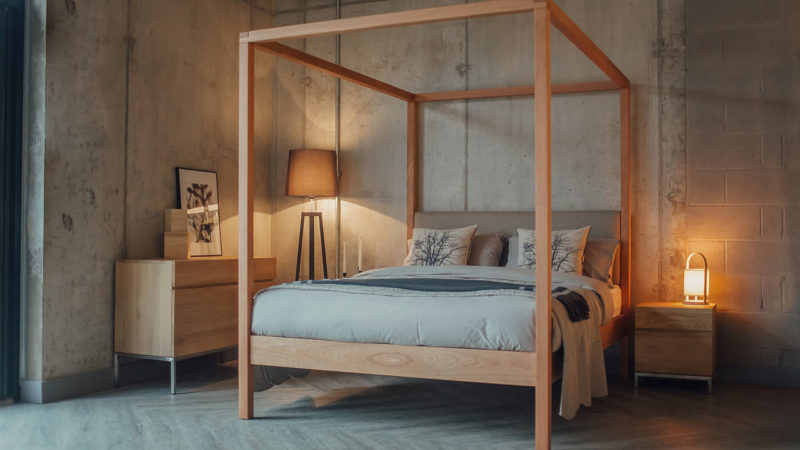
{"left": 1, "top": 362, "right": 798, "bottom": 449}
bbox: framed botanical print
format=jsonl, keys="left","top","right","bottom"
{"left": 176, "top": 168, "right": 222, "bottom": 257}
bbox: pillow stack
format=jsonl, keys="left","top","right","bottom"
{"left": 403, "top": 223, "right": 618, "bottom": 285}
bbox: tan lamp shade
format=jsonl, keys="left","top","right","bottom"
{"left": 285, "top": 149, "right": 337, "bottom": 198}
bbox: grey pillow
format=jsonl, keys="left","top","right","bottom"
{"left": 583, "top": 239, "right": 619, "bottom": 284}
{"left": 505, "top": 236, "right": 519, "bottom": 267}
{"left": 468, "top": 234, "right": 505, "bottom": 266}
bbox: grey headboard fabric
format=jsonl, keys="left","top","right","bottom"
{"left": 414, "top": 211, "right": 621, "bottom": 283}
{"left": 414, "top": 211, "right": 621, "bottom": 240}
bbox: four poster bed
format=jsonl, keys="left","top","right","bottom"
{"left": 237, "top": 1, "right": 631, "bottom": 448}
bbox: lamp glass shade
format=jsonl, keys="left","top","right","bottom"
{"left": 286, "top": 149, "right": 337, "bottom": 198}
{"left": 683, "top": 268, "right": 709, "bottom": 299}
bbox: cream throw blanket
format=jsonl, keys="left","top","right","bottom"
{"left": 551, "top": 285, "right": 608, "bottom": 419}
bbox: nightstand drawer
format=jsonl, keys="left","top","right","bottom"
{"left": 173, "top": 258, "right": 277, "bottom": 288}
{"left": 635, "top": 329, "right": 714, "bottom": 376}
{"left": 636, "top": 303, "right": 713, "bottom": 331}
{"left": 174, "top": 284, "right": 237, "bottom": 357}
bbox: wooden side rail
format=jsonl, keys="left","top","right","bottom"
{"left": 255, "top": 42, "right": 414, "bottom": 102}
{"left": 251, "top": 336, "right": 538, "bottom": 386}
{"left": 241, "top": 0, "right": 545, "bottom": 43}
{"left": 414, "top": 81, "right": 618, "bottom": 102}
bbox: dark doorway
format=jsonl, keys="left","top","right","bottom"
{"left": 0, "top": 0, "right": 24, "bottom": 402}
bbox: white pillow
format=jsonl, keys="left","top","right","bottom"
{"left": 405, "top": 225, "right": 477, "bottom": 266}
{"left": 516, "top": 226, "right": 590, "bottom": 273}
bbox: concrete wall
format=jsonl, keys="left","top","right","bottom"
{"left": 125, "top": 0, "right": 274, "bottom": 261}
{"left": 686, "top": 0, "right": 800, "bottom": 383}
{"left": 24, "top": 0, "right": 274, "bottom": 387}
{"left": 39, "top": 0, "right": 129, "bottom": 381}
{"left": 26, "top": 0, "right": 799, "bottom": 390}
{"left": 270, "top": 0, "right": 670, "bottom": 291}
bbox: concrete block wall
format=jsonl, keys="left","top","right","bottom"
{"left": 687, "top": 0, "right": 800, "bottom": 383}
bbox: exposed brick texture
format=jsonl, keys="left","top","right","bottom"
{"left": 688, "top": 0, "right": 800, "bottom": 378}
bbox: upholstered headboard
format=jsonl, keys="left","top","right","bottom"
{"left": 414, "top": 211, "right": 620, "bottom": 240}
{"left": 414, "top": 210, "right": 621, "bottom": 282}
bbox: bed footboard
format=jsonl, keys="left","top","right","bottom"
{"left": 250, "top": 335, "right": 538, "bottom": 387}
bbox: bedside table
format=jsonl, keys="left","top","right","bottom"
{"left": 634, "top": 302, "right": 716, "bottom": 392}
{"left": 114, "top": 257, "right": 276, "bottom": 394}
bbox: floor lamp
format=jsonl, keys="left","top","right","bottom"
{"left": 286, "top": 149, "right": 337, "bottom": 280}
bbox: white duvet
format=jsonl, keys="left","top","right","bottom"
{"left": 251, "top": 265, "right": 612, "bottom": 418}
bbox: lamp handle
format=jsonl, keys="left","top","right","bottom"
{"left": 685, "top": 252, "right": 708, "bottom": 270}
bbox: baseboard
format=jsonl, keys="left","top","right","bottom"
{"left": 20, "top": 366, "right": 113, "bottom": 404}
{"left": 19, "top": 351, "right": 228, "bottom": 403}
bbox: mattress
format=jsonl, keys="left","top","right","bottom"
{"left": 251, "top": 265, "right": 618, "bottom": 353}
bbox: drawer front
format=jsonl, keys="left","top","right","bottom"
{"left": 635, "top": 329, "right": 714, "bottom": 376}
{"left": 173, "top": 258, "right": 276, "bottom": 288}
{"left": 636, "top": 306, "right": 713, "bottom": 331}
{"left": 173, "top": 281, "right": 276, "bottom": 357}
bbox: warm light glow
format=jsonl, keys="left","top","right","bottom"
{"left": 683, "top": 252, "right": 709, "bottom": 305}
{"left": 286, "top": 149, "right": 337, "bottom": 198}
{"left": 684, "top": 269, "right": 708, "bottom": 297}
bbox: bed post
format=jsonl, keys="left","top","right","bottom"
{"left": 407, "top": 101, "right": 418, "bottom": 241}
{"left": 238, "top": 39, "right": 255, "bottom": 420}
{"left": 619, "top": 87, "right": 632, "bottom": 376}
{"left": 534, "top": 4, "right": 552, "bottom": 450}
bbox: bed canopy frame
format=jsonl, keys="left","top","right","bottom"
{"left": 237, "top": 1, "right": 631, "bottom": 448}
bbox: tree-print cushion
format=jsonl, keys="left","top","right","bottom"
{"left": 405, "top": 225, "right": 478, "bottom": 266}
{"left": 516, "top": 226, "right": 590, "bottom": 274}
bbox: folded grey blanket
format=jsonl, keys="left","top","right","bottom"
{"left": 308, "top": 277, "right": 601, "bottom": 323}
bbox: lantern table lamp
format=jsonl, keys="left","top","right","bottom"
{"left": 286, "top": 149, "right": 337, "bottom": 280}
{"left": 683, "top": 252, "right": 709, "bottom": 305}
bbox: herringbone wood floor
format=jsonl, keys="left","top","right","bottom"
{"left": 2, "top": 362, "right": 798, "bottom": 449}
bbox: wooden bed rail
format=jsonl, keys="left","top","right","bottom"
{"left": 548, "top": 2, "right": 629, "bottom": 88}
{"left": 238, "top": 42, "right": 255, "bottom": 420}
{"left": 240, "top": 0, "right": 545, "bottom": 44}
{"left": 254, "top": 42, "right": 415, "bottom": 102}
{"left": 414, "top": 81, "right": 619, "bottom": 102}
{"left": 533, "top": 6, "right": 552, "bottom": 447}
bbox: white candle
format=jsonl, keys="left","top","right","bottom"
{"left": 342, "top": 241, "right": 347, "bottom": 275}
{"left": 358, "top": 236, "right": 363, "bottom": 272}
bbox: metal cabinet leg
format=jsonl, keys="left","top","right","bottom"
{"left": 170, "top": 359, "right": 176, "bottom": 395}
{"left": 113, "top": 353, "right": 119, "bottom": 388}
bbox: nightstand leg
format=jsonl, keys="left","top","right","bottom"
{"left": 634, "top": 373, "right": 639, "bottom": 389}
{"left": 707, "top": 379, "right": 712, "bottom": 394}
{"left": 170, "top": 359, "right": 176, "bottom": 395}
{"left": 113, "top": 353, "right": 119, "bottom": 388}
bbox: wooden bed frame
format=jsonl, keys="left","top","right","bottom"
{"left": 237, "top": 1, "right": 631, "bottom": 448}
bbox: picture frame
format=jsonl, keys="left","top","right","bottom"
{"left": 176, "top": 167, "right": 222, "bottom": 257}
